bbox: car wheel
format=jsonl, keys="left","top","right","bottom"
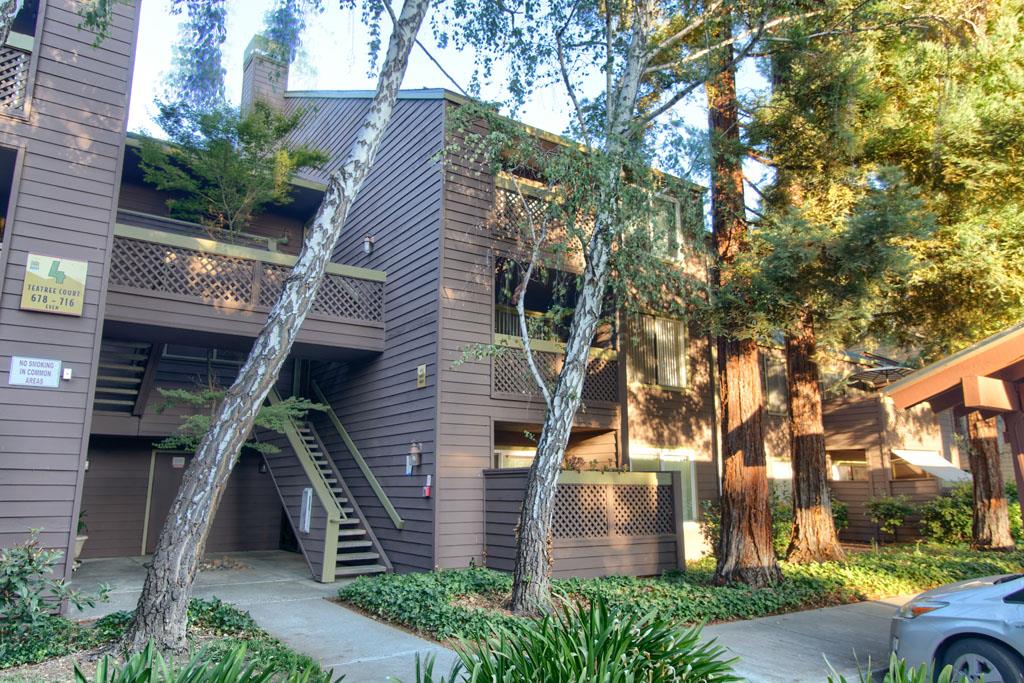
{"left": 938, "top": 637, "right": 1024, "bottom": 683}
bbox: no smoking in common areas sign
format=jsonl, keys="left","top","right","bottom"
{"left": 8, "top": 356, "right": 62, "bottom": 388}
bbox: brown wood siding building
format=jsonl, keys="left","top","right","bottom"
{"left": 0, "top": 0, "right": 139, "bottom": 577}
{"left": 283, "top": 94, "right": 446, "bottom": 572}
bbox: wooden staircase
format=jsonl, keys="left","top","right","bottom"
{"left": 295, "top": 422, "right": 389, "bottom": 577}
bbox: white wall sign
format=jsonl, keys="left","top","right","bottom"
{"left": 8, "top": 356, "right": 62, "bottom": 388}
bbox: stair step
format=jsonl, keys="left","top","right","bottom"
{"left": 337, "top": 540, "right": 372, "bottom": 550}
{"left": 334, "top": 564, "right": 387, "bottom": 577}
{"left": 337, "top": 551, "right": 380, "bottom": 562}
{"left": 338, "top": 528, "right": 366, "bottom": 537}
{"left": 339, "top": 507, "right": 353, "bottom": 515}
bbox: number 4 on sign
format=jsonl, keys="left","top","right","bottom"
{"left": 47, "top": 260, "right": 66, "bottom": 284}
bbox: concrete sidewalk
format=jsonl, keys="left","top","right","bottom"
{"left": 72, "top": 552, "right": 455, "bottom": 682}
{"left": 702, "top": 596, "right": 913, "bottom": 682}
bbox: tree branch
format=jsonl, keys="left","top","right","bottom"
{"left": 511, "top": 181, "right": 553, "bottom": 409}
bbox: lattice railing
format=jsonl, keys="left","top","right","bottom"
{"left": 0, "top": 45, "right": 30, "bottom": 110}
{"left": 110, "top": 234, "right": 384, "bottom": 324}
{"left": 492, "top": 346, "right": 618, "bottom": 404}
{"left": 551, "top": 480, "right": 677, "bottom": 539}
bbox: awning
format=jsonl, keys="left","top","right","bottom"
{"left": 892, "top": 449, "right": 972, "bottom": 483}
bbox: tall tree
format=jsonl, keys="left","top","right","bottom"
{"left": 963, "top": 412, "right": 1015, "bottom": 551}
{"left": 706, "top": 35, "right": 780, "bottom": 586}
{"left": 122, "top": 0, "right": 431, "bottom": 652}
{"left": 438, "top": 0, "right": 798, "bottom": 609}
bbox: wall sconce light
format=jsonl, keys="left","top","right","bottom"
{"left": 406, "top": 441, "right": 422, "bottom": 475}
{"left": 362, "top": 234, "right": 375, "bottom": 256}
{"left": 258, "top": 461, "right": 268, "bottom": 474}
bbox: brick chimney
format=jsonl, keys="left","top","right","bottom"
{"left": 241, "top": 35, "right": 288, "bottom": 112}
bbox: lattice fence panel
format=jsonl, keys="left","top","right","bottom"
{"left": 552, "top": 485, "right": 609, "bottom": 538}
{"left": 258, "top": 265, "right": 382, "bottom": 322}
{"left": 0, "top": 46, "right": 29, "bottom": 109}
{"left": 493, "top": 187, "right": 549, "bottom": 239}
{"left": 493, "top": 348, "right": 619, "bottom": 404}
{"left": 612, "top": 485, "right": 675, "bottom": 536}
{"left": 110, "top": 237, "right": 255, "bottom": 305}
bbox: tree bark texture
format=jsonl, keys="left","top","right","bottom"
{"left": 122, "top": 0, "right": 430, "bottom": 653}
{"left": 0, "top": 0, "right": 21, "bottom": 49}
{"left": 964, "top": 411, "right": 1014, "bottom": 552}
{"left": 508, "top": 3, "right": 655, "bottom": 615}
{"left": 784, "top": 313, "right": 844, "bottom": 563}
{"left": 708, "top": 43, "right": 781, "bottom": 587}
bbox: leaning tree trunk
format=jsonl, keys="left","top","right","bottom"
{"left": 784, "top": 312, "right": 844, "bottom": 563}
{"left": 122, "top": 0, "right": 430, "bottom": 653}
{"left": 507, "top": 4, "right": 654, "bottom": 615}
{"left": 708, "top": 41, "right": 781, "bottom": 587}
{"left": 964, "top": 411, "right": 1014, "bottom": 551}
{"left": 0, "top": 0, "right": 21, "bottom": 49}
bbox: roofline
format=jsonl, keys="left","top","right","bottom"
{"left": 124, "top": 133, "right": 329, "bottom": 193}
{"left": 284, "top": 88, "right": 704, "bottom": 194}
{"left": 883, "top": 320, "right": 1024, "bottom": 403}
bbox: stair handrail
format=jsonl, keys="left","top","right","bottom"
{"left": 311, "top": 380, "right": 405, "bottom": 530}
{"left": 304, "top": 424, "right": 394, "bottom": 572}
{"left": 267, "top": 388, "right": 343, "bottom": 582}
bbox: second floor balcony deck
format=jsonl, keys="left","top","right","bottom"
{"left": 104, "top": 212, "right": 386, "bottom": 357}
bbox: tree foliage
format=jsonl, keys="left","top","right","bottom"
{"left": 153, "top": 386, "right": 323, "bottom": 455}
{"left": 138, "top": 101, "right": 326, "bottom": 233}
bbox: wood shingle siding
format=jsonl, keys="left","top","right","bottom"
{"left": 0, "top": 0, "right": 139, "bottom": 575}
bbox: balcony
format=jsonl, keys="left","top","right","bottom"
{"left": 104, "top": 216, "right": 385, "bottom": 357}
{"left": 491, "top": 333, "right": 619, "bottom": 405}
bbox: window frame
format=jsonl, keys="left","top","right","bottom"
{"left": 761, "top": 349, "right": 789, "bottom": 416}
{"left": 628, "top": 313, "right": 687, "bottom": 391}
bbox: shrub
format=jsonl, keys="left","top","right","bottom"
{"left": 701, "top": 492, "right": 847, "bottom": 558}
{"left": 866, "top": 495, "right": 914, "bottom": 541}
{"left": 77, "top": 642, "right": 340, "bottom": 683}
{"left": 0, "top": 530, "right": 108, "bottom": 633}
{"left": 397, "top": 597, "right": 737, "bottom": 683}
{"left": 826, "top": 652, "right": 966, "bottom": 683}
{"left": 918, "top": 483, "right": 1024, "bottom": 545}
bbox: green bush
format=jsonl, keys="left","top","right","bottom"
{"left": 701, "top": 492, "right": 847, "bottom": 558}
{"left": 827, "top": 652, "right": 966, "bottom": 683}
{"left": 396, "top": 597, "right": 737, "bottom": 683}
{"left": 77, "top": 642, "right": 340, "bottom": 683}
{"left": 866, "top": 495, "right": 914, "bottom": 541}
{"left": 341, "top": 546, "right": 1024, "bottom": 643}
{"left": 918, "top": 483, "right": 1024, "bottom": 545}
{"left": 0, "top": 530, "right": 108, "bottom": 633}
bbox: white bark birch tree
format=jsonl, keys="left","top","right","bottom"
{"left": 122, "top": 0, "right": 430, "bottom": 652}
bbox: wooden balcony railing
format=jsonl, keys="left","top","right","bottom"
{"left": 484, "top": 469, "right": 686, "bottom": 577}
{"left": 0, "top": 39, "right": 31, "bottom": 110}
{"left": 110, "top": 224, "right": 385, "bottom": 325}
{"left": 491, "top": 334, "right": 619, "bottom": 404}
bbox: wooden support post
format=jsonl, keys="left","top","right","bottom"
{"left": 1003, "top": 411, "right": 1024, "bottom": 527}
{"left": 672, "top": 470, "right": 686, "bottom": 570}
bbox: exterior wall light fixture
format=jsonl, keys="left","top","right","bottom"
{"left": 363, "top": 234, "right": 375, "bottom": 255}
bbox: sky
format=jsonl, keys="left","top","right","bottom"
{"left": 127, "top": 0, "right": 713, "bottom": 142}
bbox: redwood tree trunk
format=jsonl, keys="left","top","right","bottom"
{"left": 708, "top": 43, "right": 781, "bottom": 587}
{"left": 122, "top": 0, "right": 430, "bottom": 653}
{"left": 964, "top": 411, "right": 1014, "bottom": 551}
{"left": 784, "top": 312, "right": 844, "bottom": 563}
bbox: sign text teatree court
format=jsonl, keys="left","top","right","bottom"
{"left": 20, "top": 253, "right": 87, "bottom": 316}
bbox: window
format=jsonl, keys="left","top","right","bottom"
{"left": 829, "top": 449, "right": 869, "bottom": 481}
{"left": 761, "top": 350, "right": 788, "bottom": 415}
{"left": 651, "top": 198, "right": 681, "bottom": 261}
{"left": 891, "top": 456, "right": 929, "bottom": 480}
{"left": 162, "top": 344, "right": 245, "bottom": 365}
{"left": 630, "top": 447, "right": 698, "bottom": 521}
{"left": 493, "top": 448, "right": 536, "bottom": 469}
{"left": 629, "top": 314, "right": 686, "bottom": 388}
{"left": 0, "top": 146, "right": 16, "bottom": 245}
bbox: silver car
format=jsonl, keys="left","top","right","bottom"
{"left": 891, "top": 573, "right": 1024, "bottom": 682}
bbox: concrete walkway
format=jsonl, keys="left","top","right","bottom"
{"left": 702, "top": 595, "right": 913, "bottom": 682}
{"left": 72, "top": 551, "right": 456, "bottom": 682}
